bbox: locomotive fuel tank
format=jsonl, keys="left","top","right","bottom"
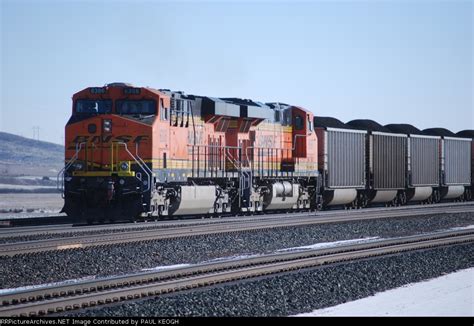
{"left": 263, "top": 182, "right": 300, "bottom": 210}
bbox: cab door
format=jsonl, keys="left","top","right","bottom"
{"left": 292, "top": 108, "right": 307, "bottom": 158}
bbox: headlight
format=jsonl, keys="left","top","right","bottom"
{"left": 120, "top": 162, "right": 129, "bottom": 171}
{"left": 65, "top": 177, "right": 72, "bottom": 182}
{"left": 119, "top": 179, "right": 125, "bottom": 185}
{"left": 74, "top": 162, "right": 84, "bottom": 170}
{"left": 103, "top": 119, "right": 112, "bottom": 132}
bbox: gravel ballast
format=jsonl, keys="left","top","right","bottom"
{"left": 0, "top": 212, "right": 473, "bottom": 289}
{"left": 68, "top": 243, "right": 474, "bottom": 316}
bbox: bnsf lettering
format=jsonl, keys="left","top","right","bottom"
{"left": 68, "top": 135, "right": 149, "bottom": 149}
{"left": 90, "top": 135, "right": 113, "bottom": 143}
{"left": 115, "top": 135, "right": 132, "bottom": 143}
{"left": 258, "top": 135, "right": 275, "bottom": 148}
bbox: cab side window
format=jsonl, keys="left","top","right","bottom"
{"left": 307, "top": 116, "right": 313, "bottom": 132}
{"left": 160, "top": 99, "right": 168, "bottom": 121}
{"left": 295, "top": 115, "right": 304, "bottom": 130}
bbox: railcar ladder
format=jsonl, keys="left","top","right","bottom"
{"left": 239, "top": 169, "right": 252, "bottom": 197}
{"left": 225, "top": 147, "right": 253, "bottom": 207}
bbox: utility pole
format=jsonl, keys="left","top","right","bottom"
{"left": 32, "top": 126, "right": 40, "bottom": 140}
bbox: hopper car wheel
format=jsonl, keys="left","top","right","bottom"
{"left": 397, "top": 192, "right": 407, "bottom": 206}
{"left": 357, "top": 194, "right": 368, "bottom": 209}
{"left": 347, "top": 199, "right": 358, "bottom": 210}
{"left": 426, "top": 195, "right": 433, "bottom": 205}
{"left": 432, "top": 190, "right": 441, "bottom": 203}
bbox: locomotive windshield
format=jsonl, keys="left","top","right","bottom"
{"left": 75, "top": 99, "right": 112, "bottom": 114}
{"left": 116, "top": 100, "right": 156, "bottom": 115}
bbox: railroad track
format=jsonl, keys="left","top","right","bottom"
{"left": 1, "top": 203, "right": 473, "bottom": 257}
{"left": 1, "top": 202, "right": 473, "bottom": 239}
{"left": 0, "top": 215, "right": 71, "bottom": 228}
{"left": 1, "top": 201, "right": 473, "bottom": 238}
{"left": 0, "top": 229, "right": 472, "bottom": 317}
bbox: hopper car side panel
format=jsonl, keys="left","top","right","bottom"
{"left": 316, "top": 127, "right": 366, "bottom": 188}
{"left": 443, "top": 137, "right": 471, "bottom": 185}
{"left": 409, "top": 135, "right": 440, "bottom": 187}
{"left": 371, "top": 132, "right": 407, "bottom": 190}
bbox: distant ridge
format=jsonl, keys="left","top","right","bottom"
{"left": 0, "top": 132, "right": 63, "bottom": 166}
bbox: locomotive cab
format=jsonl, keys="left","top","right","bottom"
{"left": 60, "top": 83, "right": 167, "bottom": 222}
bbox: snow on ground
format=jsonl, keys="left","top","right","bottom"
{"left": 0, "top": 193, "right": 64, "bottom": 219}
{"left": 449, "top": 225, "right": 474, "bottom": 231}
{"left": 276, "top": 237, "right": 380, "bottom": 253}
{"left": 141, "top": 264, "right": 191, "bottom": 272}
{"left": 0, "top": 184, "right": 56, "bottom": 190}
{"left": 0, "top": 276, "right": 97, "bottom": 295}
{"left": 204, "top": 253, "right": 263, "bottom": 263}
{"left": 295, "top": 268, "right": 474, "bottom": 317}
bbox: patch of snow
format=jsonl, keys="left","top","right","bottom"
{"left": 449, "top": 225, "right": 474, "bottom": 231}
{"left": 294, "top": 268, "right": 474, "bottom": 317}
{"left": 141, "top": 264, "right": 192, "bottom": 272}
{"left": 0, "top": 265, "right": 193, "bottom": 295}
{"left": 15, "top": 176, "right": 41, "bottom": 181}
{"left": 0, "top": 183, "right": 55, "bottom": 190}
{"left": 0, "top": 276, "right": 97, "bottom": 295}
{"left": 276, "top": 237, "right": 380, "bottom": 253}
{"left": 204, "top": 253, "right": 263, "bottom": 263}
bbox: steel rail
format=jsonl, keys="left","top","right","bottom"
{"left": 1, "top": 204, "right": 474, "bottom": 257}
{"left": 0, "top": 229, "right": 472, "bottom": 317}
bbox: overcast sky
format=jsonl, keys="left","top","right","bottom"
{"left": 1, "top": 0, "right": 472, "bottom": 144}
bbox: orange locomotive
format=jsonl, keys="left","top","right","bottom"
{"left": 60, "top": 83, "right": 319, "bottom": 222}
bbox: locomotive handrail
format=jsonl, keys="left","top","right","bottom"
{"left": 292, "top": 134, "right": 308, "bottom": 151}
{"left": 135, "top": 143, "right": 154, "bottom": 178}
{"left": 244, "top": 133, "right": 310, "bottom": 175}
{"left": 116, "top": 142, "right": 151, "bottom": 193}
{"left": 185, "top": 144, "right": 253, "bottom": 195}
{"left": 225, "top": 147, "right": 252, "bottom": 196}
{"left": 244, "top": 146, "right": 292, "bottom": 176}
{"left": 187, "top": 145, "right": 246, "bottom": 165}
{"left": 57, "top": 142, "right": 86, "bottom": 197}
{"left": 224, "top": 147, "right": 240, "bottom": 168}
{"left": 243, "top": 133, "right": 309, "bottom": 161}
